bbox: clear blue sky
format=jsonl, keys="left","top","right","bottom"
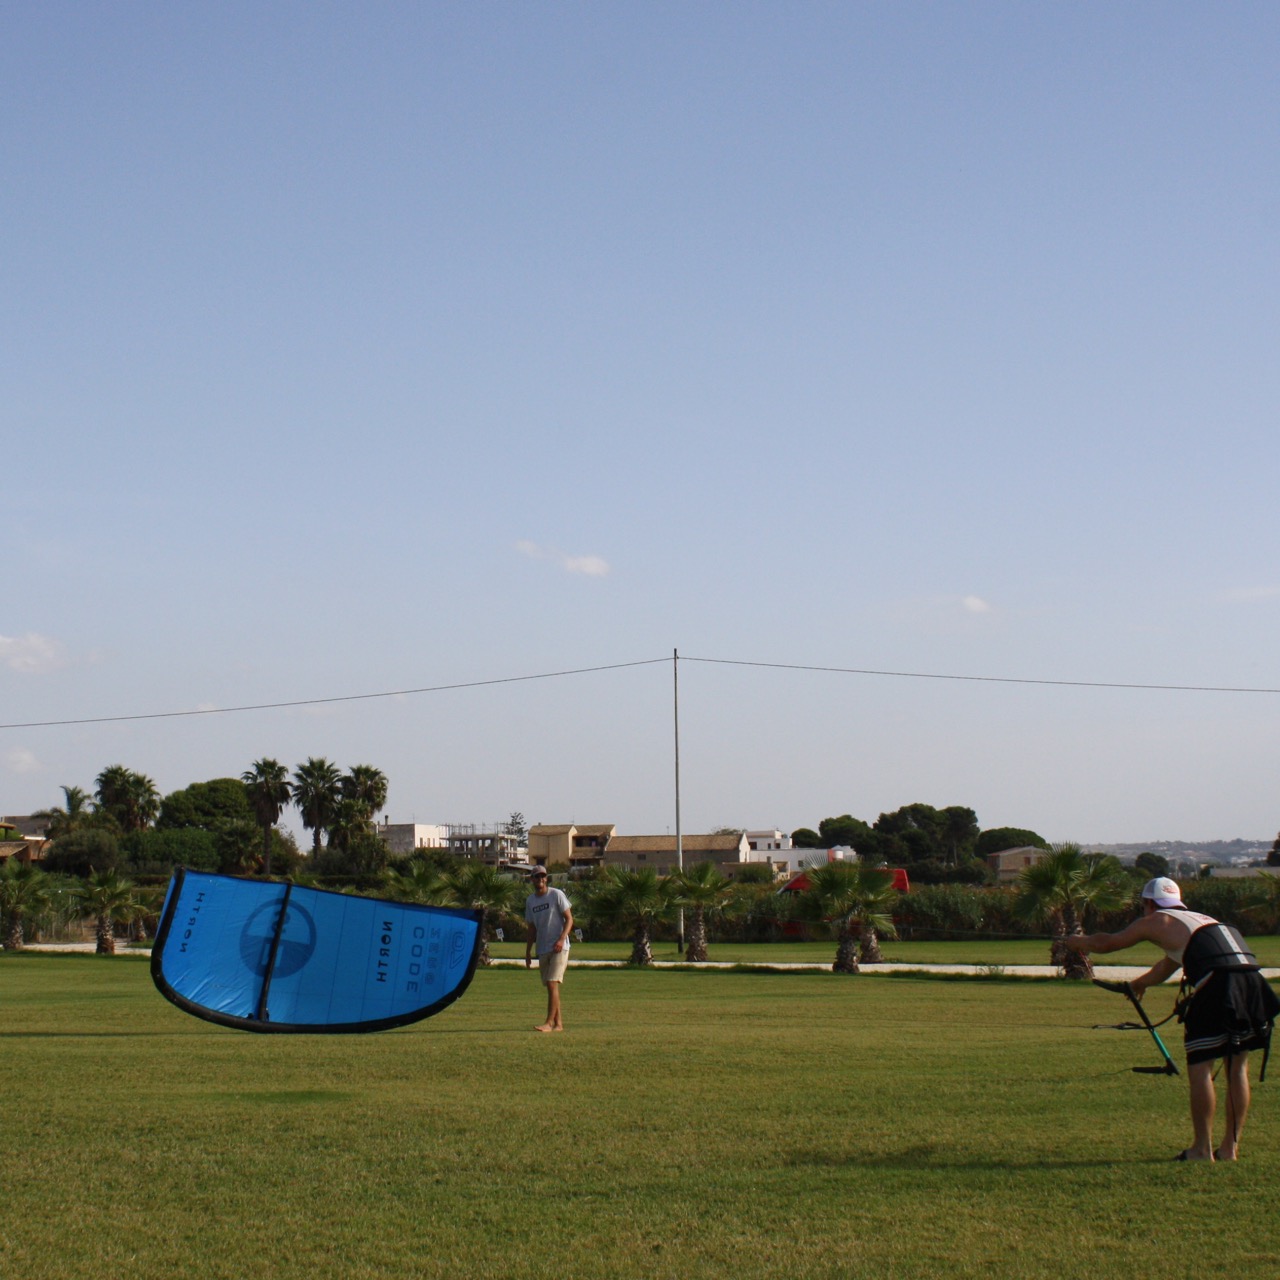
{"left": 4, "top": 3, "right": 1278, "bottom": 844}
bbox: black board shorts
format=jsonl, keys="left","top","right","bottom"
{"left": 1183, "top": 970, "right": 1280, "bottom": 1065}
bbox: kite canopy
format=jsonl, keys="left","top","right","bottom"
{"left": 151, "top": 868, "right": 482, "bottom": 1033}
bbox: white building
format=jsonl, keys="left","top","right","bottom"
{"left": 376, "top": 822, "right": 450, "bottom": 855}
{"left": 745, "top": 829, "right": 793, "bottom": 857}
{"left": 789, "top": 846, "right": 856, "bottom": 871}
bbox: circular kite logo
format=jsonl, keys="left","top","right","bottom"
{"left": 239, "top": 901, "right": 318, "bottom": 978}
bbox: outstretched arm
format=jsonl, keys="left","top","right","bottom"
{"left": 1066, "top": 914, "right": 1182, "bottom": 996}
{"left": 1130, "top": 955, "right": 1179, "bottom": 997}
{"left": 1066, "top": 913, "right": 1166, "bottom": 956}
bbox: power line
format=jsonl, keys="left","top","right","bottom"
{"left": 682, "top": 655, "right": 1280, "bottom": 695}
{"left": 0, "top": 658, "right": 670, "bottom": 729}
{"left": 4, "top": 651, "right": 1278, "bottom": 733}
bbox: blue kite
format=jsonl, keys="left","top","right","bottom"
{"left": 152, "top": 868, "right": 482, "bottom": 1033}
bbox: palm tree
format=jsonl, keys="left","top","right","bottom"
{"left": 342, "top": 765, "right": 388, "bottom": 824}
{"left": 33, "top": 785, "right": 92, "bottom": 839}
{"left": 242, "top": 758, "right": 292, "bottom": 875}
{"left": 128, "top": 883, "right": 166, "bottom": 943}
{"left": 665, "top": 862, "right": 731, "bottom": 963}
{"left": 445, "top": 862, "right": 524, "bottom": 965}
{"left": 0, "top": 862, "right": 53, "bottom": 950}
{"left": 292, "top": 758, "right": 342, "bottom": 856}
{"left": 94, "top": 766, "right": 159, "bottom": 833}
{"left": 72, "top": 870, "right": 138, "bottom": 955}
{"left": 1014, "top": 843, "right": 1132, "bottom": 979}
{"left": 383, "top": 857, "right": 453, "bottom": 907}
{"left": 797, "top": 861, "right": 900, "bottom": 974}
{"left": 582, "top": 866, "right": 671, "bottom": 966}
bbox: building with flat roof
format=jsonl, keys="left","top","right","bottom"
{"left": 745, "top": 829, "right": 793, "bottom": 856}
{"left": 376, "top": 822, "right": 450, "bottom": 855}
{"left": 446, "top": 826, "right": 525, "bottom": 866}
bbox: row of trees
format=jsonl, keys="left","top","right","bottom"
{"left": 790, "top": 803, "right": 1051, "bottom": 885}
{"left": 0, "top": 852, "right": 902, "bottom": 970}
{"left": 374, "top": 857, "right": 905, "bottom": 973}
{"left": 0, "top": 862, "right": 148, "bottom": 954}
{"left": 32, "top": 759, "right": 391, "bottom": 880}
{"left": 9, "top": 844, "right": 1280, "bottom": 972}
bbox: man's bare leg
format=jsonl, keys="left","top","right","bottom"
{"left": 1215, "top": 1054, "right": 1250, "bottom": 1161}
{"left": 534, "top": 980, "right": 564, "bottom": 1032}
{"left": 1184, "top": 1061, "right": 1217, "bottom": 1160}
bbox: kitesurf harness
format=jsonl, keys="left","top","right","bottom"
{"left": 1180, "top": 921, "right": 1258, "bottom": 984}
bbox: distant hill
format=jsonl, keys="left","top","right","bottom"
{"left": 1083, "top": 838, "right": 1271, "bottom": 867}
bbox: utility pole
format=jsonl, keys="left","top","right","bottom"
{"left": 674, "top": 647, "right": 684, "bottom": 955}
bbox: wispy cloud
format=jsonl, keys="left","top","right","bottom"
{"left": 877, "top": 594, "right": 997, "bottom": 630}
{"left": 563, "top": 555, "right": 610, "bottom": 577}
{"left": 4, "top": 747, "right": 40, "bottom": 775}
{"left": 1220, "top": 586, "right": 1280, "bottom": 604}
{"left": 0, "top": 632, "right": 67, "bottom": 674}
{"left": 516, "top": 541, "right": 611, "bottom": 578}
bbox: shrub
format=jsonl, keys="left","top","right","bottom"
{"left": 120, "top": 828, "right": 220, "bottom": 874}
{"left": 1180, "top": 878, "right": 1263, "bottom": 934}
{"left": 895, "top": 884, "right": 986, "bottom": 941}
{"left": 41, "top": 829, "right": 121, "bottom": 877}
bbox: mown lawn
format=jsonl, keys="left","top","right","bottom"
{"left": 3, "top": 955, "right": 1279, "bottom": 1279}
{"left": 490, "top": 935, "right": 1280, "bottom": 967}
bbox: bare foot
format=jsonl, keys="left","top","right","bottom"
{"left": 1214, "top": 1146, "right": 1238, "bottom": 1162}
{"left": 1174, "top": 1149, "right": 1214, "bottom": 1162}
{"left": 534, "top": 1023, "right": 554, "bottom": 1033}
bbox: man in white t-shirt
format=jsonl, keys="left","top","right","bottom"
{"left": 524, "top": 867, "right": 573, "bottom": 1033}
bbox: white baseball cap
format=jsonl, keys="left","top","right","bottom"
{"left": 1140, "top": 876, "right": 1182, "bottom": 908}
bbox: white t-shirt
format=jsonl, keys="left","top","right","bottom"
{"left": 525, "top": 887, "right": 572, "bottom": 957}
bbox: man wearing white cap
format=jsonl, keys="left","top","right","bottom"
{"left": 1067, "top": 876, "right": 1279, "bottom": 1162}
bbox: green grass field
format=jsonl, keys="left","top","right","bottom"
{"left": 489, "top": 935, "right": 1280, "bottom": 967}
{"left": 4, "top": 955, "right": 1280, "bottom": 1279}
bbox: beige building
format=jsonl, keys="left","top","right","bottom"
{"left": 527, "top": 824, "right": 617, "bottom": 869}
{"left": 986, "top": 845, "right": 1049, "bottom": 883}
{"left": 602, "top": 832, "right": 751, "bottom": 877}
{"left": 0, "top": 837, "right": 49, "bottom": 866}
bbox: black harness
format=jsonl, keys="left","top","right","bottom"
{"left": 1181, "top": 921, "right": 1259, "bottom": 988}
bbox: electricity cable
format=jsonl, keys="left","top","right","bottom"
{"left": 5, "top": 651, "right": 1280, "bottom": 731}
{"left": 0, "top": 658, "right": 669, "bottom": 729}
{"left": 681, "top": 655, "right": 1280, "bottom": 695}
